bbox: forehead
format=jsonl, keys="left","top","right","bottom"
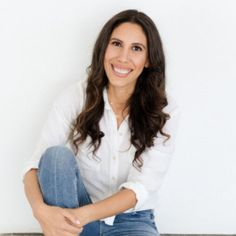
{"left": 110, "top": 22, "right": 147, "bottom": 45}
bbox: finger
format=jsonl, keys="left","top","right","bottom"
{"left": 61, "top": 219, "right": 83, "bottom": 234}
{"left": 63, "top": 233, "right": 80, "bottom": 236}
{"left": 61, "top": 227, "right": 81, "bottom": 235}
{"left": 65, "top": 215, "right": 82, "bottom": 229}
{"left": 61, "top": 226, "right": 83, "bottom": 236}
{"left": 61, "top": 209, "right": 80, "bottom": 226}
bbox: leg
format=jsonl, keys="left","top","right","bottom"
{"left": 102, "top": 210, "right": 160, "bottom": 236}
{"left": 38, "top": 145, "right": 91, "bottom": 208}
{"left": 37, "top": 145, "right": 100, "bottom": 235}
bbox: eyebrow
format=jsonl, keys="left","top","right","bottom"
{"left": 110, "top": 37, "right": 147, "bottom": 49}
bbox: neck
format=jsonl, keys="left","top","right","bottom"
{"left": 107, "top": 85, "right": 133, "bottom": 108}
{"left": 107, "top": 85, "right": 133, "bottom": 124}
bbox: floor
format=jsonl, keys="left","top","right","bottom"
{"left": 1, "top": 234, "right": 236, "bottom": 236}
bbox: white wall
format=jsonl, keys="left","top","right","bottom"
{"left": 0, "top": 0, "right": 235, "bottom": 234}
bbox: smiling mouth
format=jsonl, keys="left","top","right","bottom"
{"left": 112, "top": 64, "right": 132, "bottom": 77}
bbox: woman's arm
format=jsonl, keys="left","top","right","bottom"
{"left": 72, "top": 188, "right": 137, "bottom": 226}
{"left": 24, "top": 169, "right": 83, "bottom": 236}
{"left": 73, "top": 100, "right": 180, "bottom": 227}
{"left": 24, "top": 169, "right": 45, "bottom": 211}
{"left": 25, "top": 169, "right": 137, "bottom": 231}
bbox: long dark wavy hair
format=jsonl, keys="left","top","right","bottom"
{"left": 70, "top": 9, "right": 170, "bottom": 169}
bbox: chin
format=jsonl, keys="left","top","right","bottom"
{"left": 108, "top": 78, "right": 137, "bottom": 90}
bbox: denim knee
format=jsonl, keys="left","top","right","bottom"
{"left": 37, "top": 145, "right": 81, "bottom": 208}
{"left": 39, "top": 145, "right": 77, "bottom": 172}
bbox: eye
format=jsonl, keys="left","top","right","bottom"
{"left": 111, "top": 41, "right": 122, "bottom": 47}
{"left": 132, "top": 45, "right": 143, "bottom": 51}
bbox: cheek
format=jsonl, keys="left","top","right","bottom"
{"left": 104, "top": 59, "right": 110, "bottom": 75}
{"left": 134, "top": 57, "right": 148, "bottom": 70}
{"left": 104, "top": 46, "right": 116, "bottom": 61}
{"left": 104, "top": 52, "right": 111, "bottom": 69}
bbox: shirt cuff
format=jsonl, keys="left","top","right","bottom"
{"left": 118, "top": 181, "right": 149, "bottom": 210}
{"left": 21, "top": 160, "right": 40, "bottom": 182}
{"left": 101, "top": 215, "right": 116, "bottom": 225}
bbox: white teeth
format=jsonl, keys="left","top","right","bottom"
{"left": 113, "top": 66, "right": 131, "bottom": 75}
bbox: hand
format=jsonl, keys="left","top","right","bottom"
{"left": 33, "top": 203, "right": 83, "bottom": 236}
{"left": 66, "top": 207, "right": 91, "bottom": 227}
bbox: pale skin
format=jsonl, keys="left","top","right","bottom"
{"left": 24, "top": 22, "right": 149, "bottom": 236}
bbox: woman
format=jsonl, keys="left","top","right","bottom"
{"left": 23, "top": 9, "right": 179, "bottom": 236}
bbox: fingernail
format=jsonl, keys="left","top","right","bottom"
{"left": 76, "top": 219, "right": 80, "bottom": 225}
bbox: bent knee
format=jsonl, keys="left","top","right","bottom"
{"left": 39, "top": 145, "right": 76, "bottom": 170}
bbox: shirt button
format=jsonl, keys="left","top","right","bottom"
{"left": 119, "top": 132, "right": 123, "bottom": 136}
{"left": 112, "top": 177, "right": 116, "bottom": 181}
{"left": 113, "top": 156, "right": 116, "bottom": 160}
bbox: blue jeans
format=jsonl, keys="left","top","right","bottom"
{"left": 38, "top": 145, "right": 159, "bottom": 236}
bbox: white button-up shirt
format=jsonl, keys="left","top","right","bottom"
{"left": 22, "top": 79, "right": 180, "bottom": 225}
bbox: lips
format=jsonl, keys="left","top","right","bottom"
{"left": 112, "top": 64, "right": 132, "bottom": 77}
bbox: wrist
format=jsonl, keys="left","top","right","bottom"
{"left": 76, "top": 204, "right": 94, "bottom": 225}
{"left": 32, "top": 202, "right": 47, "bottom": 219}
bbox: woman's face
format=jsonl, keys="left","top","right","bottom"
{"left": 104, "top": 22, "right": 149, "bottom": 92}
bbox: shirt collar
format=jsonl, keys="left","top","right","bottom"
{"left": 103, "top": 87, "right": 130, "bottom": 122}
{"left": 103, "top": 87, "right": 112, "bottom": 111}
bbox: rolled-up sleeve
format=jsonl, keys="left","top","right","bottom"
{"left": 21, "top": 81, "right": 86, "bottom": 181}
{"left": 119, "top": 100, "right": 180, "bottom": 209}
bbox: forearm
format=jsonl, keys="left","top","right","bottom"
{"left": 77, "top": 188, "right": 137, "bottom": 225}
{"left": 23, "top": 169, "right": 45, "bottom": 214}
{"left": 24, "top": 170, "right": 137, "bottom": 226}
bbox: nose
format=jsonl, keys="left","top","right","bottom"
{"left": 117, "top": 47, "right": 130, "bottom": 63}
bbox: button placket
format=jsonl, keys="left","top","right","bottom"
{"left": 107, "top": 113, "right": 119, "bottom": 189}
{"left": 110, "top": 152, "right": 118, "bottom": 185}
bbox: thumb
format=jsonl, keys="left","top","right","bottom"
{"left": 61, "top": 209, "right": 80, "bottom": 226}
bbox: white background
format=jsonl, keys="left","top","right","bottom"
{"left": 0, "top": 0, "right": 236, "bottom": 234}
